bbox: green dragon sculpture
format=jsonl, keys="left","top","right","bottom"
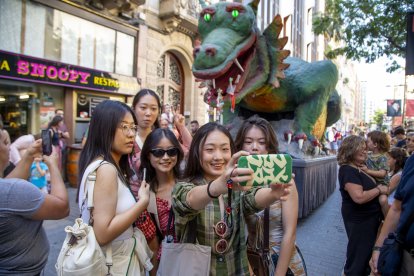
{"left": 192, "top": 0, "right": 341, "bottom": 146}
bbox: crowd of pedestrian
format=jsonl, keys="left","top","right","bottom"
{"left": 2, "top": 87, "right": 414, "bottom": 275}
{"left": 336, "top": 125, "right": 414, "bottom": 275}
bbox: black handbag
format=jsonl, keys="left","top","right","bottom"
{"left": 377, "top": 212, "right": 414, "bottom": 276}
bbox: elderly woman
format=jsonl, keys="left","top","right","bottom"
{"left": 337, "top": 135, "right": 388, "bottom": 275}
{"left": 0, "top": 131, "right": 69, "bottom": 275}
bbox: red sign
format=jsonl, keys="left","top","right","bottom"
{"left": 406, "top": 99, "right": 414, "bottom": 117}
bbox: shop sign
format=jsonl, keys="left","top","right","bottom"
{"left": 0, "top": 50, "right": 139, "bottom": 95}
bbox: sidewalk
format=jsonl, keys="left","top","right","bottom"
{"left": 44, "top": 182, "right": 347, "bottom": 276}
{"left": 296, "top": 181, "right": 347, "bottom": 276}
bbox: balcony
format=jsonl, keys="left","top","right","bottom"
{"left": 159, "top": 0, "right": 201, "bottom": 35}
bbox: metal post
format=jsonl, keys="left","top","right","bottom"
{"left": 402, "top": 75, "right": 408, "bottom": 127}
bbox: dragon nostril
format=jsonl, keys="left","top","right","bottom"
{"left": 205, "top": 47, "right": 217, "bottom": 56}
{"left": 193, "top": 46, "right": 201, "bottom": 57}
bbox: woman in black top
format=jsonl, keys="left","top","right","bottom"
{"left": 337, "top": 135, "right": 388, "bottom": 275}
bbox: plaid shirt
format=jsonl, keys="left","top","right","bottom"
{"left": 172, "top": 178, "right": 262, "bottom": 276}
{"left": 366, "top": 152, "right": 390, "bottom": 185}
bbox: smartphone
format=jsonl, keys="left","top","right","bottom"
{"left": 41, "top": 129, "right": 53, "bottom": 156}
{"left": 237, "top": 154, "right": 292, "bottom": 188}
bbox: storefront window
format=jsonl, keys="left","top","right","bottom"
{"left": 116, "top": 32, "right": 134, "bottom": 76}
{"left": 79, "top": 20, "right": 96, "bottom": 68}
{"left": 95, "top": 25, "right": 115, "bottom": 72}
{"left": 25, "top": 1, "right": 46, "bottom": 58}
{"left": 0, "top": 0, "right": 22, "bottom": 53}
{"left": 60, "top": 12, "right": 81, "bottom": 65}
{"left": 1, "top": 0, "right": 135, "bottom": 76}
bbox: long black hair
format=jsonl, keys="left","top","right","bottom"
{"left": 184, "top": 122, "right": 235, "bottom": 182}
{"left": 132, "top": 89, "right": 162, "bottom": 129}
{"left": 77, "top": 100, "right": 137, "bottom": 201}
{"left": 138, "top": 128, "right": 183, "bottom": 192}
{"left": 48, "top": 115, "right": 63, "bottom": 129}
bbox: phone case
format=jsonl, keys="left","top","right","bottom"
{"left": 41, "top": 129, "right": 53, "bottom": 156}
{"left": 237, "top": 154, "right": 292, "bottom": 188}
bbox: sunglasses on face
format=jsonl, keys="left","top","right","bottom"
{"left": 150, "top": 147, "right": 179, "bottom": 158}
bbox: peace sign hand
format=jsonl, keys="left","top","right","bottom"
{"left": 172, "top": 105, "right": 185, "bottom": 128}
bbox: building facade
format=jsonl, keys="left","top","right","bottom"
{"left": 0, "top": 0, "right": 205, "bottom": 144}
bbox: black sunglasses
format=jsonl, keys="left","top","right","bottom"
{"left": 150, "top": 148, "right": 179, "bottom": 158}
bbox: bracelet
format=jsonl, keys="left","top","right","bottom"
{"left": 207, "top": 180, "right": 219, "bottom": 199}
{"left": 373, "top": 246, "right": 381, "bottom": 252}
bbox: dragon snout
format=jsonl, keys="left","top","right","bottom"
{"left": 205, "top": 46, "right": 217, "bottom": 56}
{"left": 193, "top": 45, "right": 217, "bottom": 58}
{"left": 193, "top": 46, "right": 201, "bottom": 58}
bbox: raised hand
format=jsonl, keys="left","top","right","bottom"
{"left": 172, "top": 105, "right": 185, "bottom": 128}
{"left": 43, "top": 147, "right": 59, "bottom": 167}
{"left": 26, "top": 139, "right": 42, "bottom": 159}
{"left": 138, "top": 180, "right": 150, "bottom": 205}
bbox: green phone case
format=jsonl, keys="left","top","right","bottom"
{"left": 237, "top": 154, "right": 292, "bottom": 188}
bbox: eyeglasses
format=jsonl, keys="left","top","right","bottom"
{"left": 119, "top": 124, "right": 138, "bottom": 136}
{"left": 214, "top": 220, "right": 231, "bottom": 254}
{"left": 150, "top": 147, "right": 179, "bottom": 158}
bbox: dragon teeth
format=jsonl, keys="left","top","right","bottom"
{"left": 235, "top": 74, "right": 241, "bottom": 84}
{"left": 234, "top": 58, "right": 244, "bottom": 72}
{"left": 212, "top": 79, "right": 216, "bottom": 89}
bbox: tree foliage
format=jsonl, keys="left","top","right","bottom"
{"left": 372, "top": 109, "right": 385, "bottom": 129}
{"left": 313, "top": 0, "right": 414, "bottom": 72}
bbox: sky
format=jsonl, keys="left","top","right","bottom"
{"left": 357, "top": 57, "right": 406, "bottom": 111}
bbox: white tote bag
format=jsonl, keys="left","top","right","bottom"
{"left": 55, "top": 160, "right": 112, "bottom": 276}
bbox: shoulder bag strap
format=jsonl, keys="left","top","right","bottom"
{"left": 82, "top": 160, "right": 113, "bottom": 271}
{"left": 186, "top": 215, "right": 198, "bottom": 244}
{"left": 263, "top": 207, "right": 270, "bottom": 257}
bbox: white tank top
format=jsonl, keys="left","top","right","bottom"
{"left": 78, "top": 160, "right": 136, "bottom": 242}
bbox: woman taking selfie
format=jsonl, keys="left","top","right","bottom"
{"left": 137, "top": 128, "right": 184, "bottom": 274}
{"left": 234, "top": 115, "right": 306, "bottom": 275}
{"left": 172, "top": 122, "right": 291, "bottom": 275}
{"left": 78, "top": 100, "right": 152, "bottom": 275}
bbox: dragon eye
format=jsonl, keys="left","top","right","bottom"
{"left": 232, "top": 10, "right": 239, "bottom": 18}
{"left": 204, "top": 13, "right": 212, "bottom": 22}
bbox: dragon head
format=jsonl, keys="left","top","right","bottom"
{"left": 193, "top": 1, "right": 260, "bottom": 106}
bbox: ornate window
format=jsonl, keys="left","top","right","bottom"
{"left": 156, "top": 52, "right": 183, "bottom": 111}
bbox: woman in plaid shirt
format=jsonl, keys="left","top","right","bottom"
{"left": 172, "top": 122, "right": 291, "bottom": 275}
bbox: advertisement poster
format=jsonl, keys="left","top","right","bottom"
{"left": 386, "top": 99, "right": 402, "bottom": 117}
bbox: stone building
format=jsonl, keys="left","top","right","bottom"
{"left": 0, "top": 0, "right": 206, "bottom": 144}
